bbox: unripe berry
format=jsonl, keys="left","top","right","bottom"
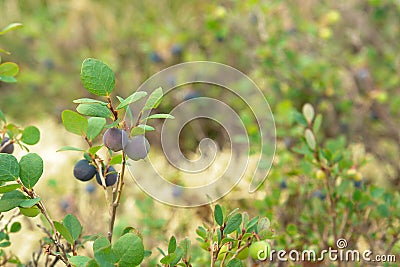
{"left": 354, "top": 172, "right": 363, "bottom": 182}
{"left": 124, "top": 135, "right": 150, "bottom": 161}
{"left": 316, "top": 170, "right": 326, "bottom": 180}
{"left": 249, "top": 241, "right": 270, "bottom": 260}
{"left": 103, "top": 128, "right": 128, "bottom": 152}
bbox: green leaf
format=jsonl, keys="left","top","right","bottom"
{"left": 109, "top": 154, "right": 123, "bottom": 165}
{"left": 168, "top": 236, "right": 177, "bottom": 254}
{"left": 0, "top": 23, "right": 23, "bottom": 35}
{"left": 224, "top": 213, "right": 242, "bottom": 235}
{"left": 63, "top": 214, "right": 82, "bottom": 241}
{"left": 377, "top": 204, "right": 389, "bottom": 217}
{"left": 77, "top": 104, "right": 112, "bottom": 118}
{"left": 57, "top": 146, "right": 85, "bottom": 152}
{"left": 227, "top": 258, "right": 243, "bottom": 267}
{"left": 0, "top": 190, "right": 26, "bottom": 212}
{"left": 62, "top": 110, "right": 88, "bottom": 136}
{"left": 313, "top": 114, "right": 323, "bottom": 133}
{"left": 10, "top": 222, "right": 21, "bottom": 233}
{"left": 214, "top": 204, "right": 224, "bottom": 226}
{"left": 170, "top": 247, "right": 184, "bottom": 266}
{"left": 19, "top": 206, "right": 40, "bottom": 217}
{"left": 143, "top": 87, "right": 163, "bottom": 111}
{"left": 0, "top": 241, "right": 11, "bottom": 248}
{"left": 0, "top": 154, "right": 20, "bottom": 181}
{"left": 86, "top": 117, "right": 106, "bottom": 141}
{"left": 89, "top": 145, "right": 103, "bottom": 155}
{"left": 104, "top": 118, "right": 121, "bottom": 129}
{"left": 80, "top": 58, "right": 115, "bottom": 96}
{"left": 21, "top": 126, "right": 40, "bottom": 145}
{"left": 292, "top": 111, "right": 308, "bottom": 127}
{"left": 160, "top": 247, "right": 183, "bottom": 265}
{"left": 73, "top": 98, "right": 108, "bottom": 106}
{"left": 69, "top": 256, "right": 93, "bottom": 267}
{"left": 19, "top": 197, "right": 41, "bottom": 208}
{"left": 0, "top": 75, "right": 17, "bottom": 83}
{"left": 113, "top": 233, "right": 144, "bottom": 266}
{"left": 54, "top": 221, "right": 74, "bottom": 245}
{"left": 0, "top": 47, "right": 10, "bottom": 54}
{"left": 226, "top": 208, "right": 240, "bottom": 219}
{"left": 353, "top": 190, "right": 362, "bottom": 202}
{"left": 245, "top": 216, "right": 259, "bottom": 231}
{"left": 130, "top": 124, "right": 155, "bottom": 136}
{"left": 0, "top": 109, "right": 6, "bottom": 123}
{"left": 93, "top": 236, "right": 111, "bottom": 252}
{"left": 196, "top": 226, "right": 207, "bottom": 240}
{"left": 286, "top": 223, "right": 298, "bottom": 236}
{"left": 0, "top": 62, "right": 19, "bottom": 76}
{"left": 19, "top": 153, "right": 43, "bottom": 189}
{"left": 144, "top": 113, "right": 175, "bottom": 120}
{"left": 116, "top": 92, "right": 148, "bottom": 110}
{"left": 94, "top": 245, "right": 117, "bottom": 267}
{"left": 0, "top": 76, "right": 17, "bottom": 83}
{"left": 86, "top": 260, "right": 99, "bottom": 267}
{"left": 370, "top": 187, "right": 385, "bottom": 199}
{"left": 304, "top": 129, "right": 316, "bottom": 150}
{"left": 0, "top": 183, "right": 20, "bottom": 193}
{"left": 257, "top": 217, "right": 270, "bottom": 232}
{"left": 302, "top": 103, "right": 314, "bottom": 124}
{"left": 179, "top": 238, "right": 190, "bottom": 260}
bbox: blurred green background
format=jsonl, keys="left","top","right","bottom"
{"left": 1, "top": 0, "right": 400, "bottom": 265}
{"left": 2, "top": 0, "right": 399, "bottom": 182}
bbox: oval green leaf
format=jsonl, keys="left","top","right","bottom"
{"left": 130, "top": 124, "right": 155, "bottom": 136}
{"left": 214, "top": 204, "right": 224, "bottom": 226}
{"left": 224, "top": 213, "right": 242, "bottom": 235}
{"left": 113, "top": 233, "right": 144, "bottom": 266}
{"left": 54, "top": 221, "right": 74, "bottom": 245}
{"left": 116, "top": 91, "right": 148, "bottom": 110}
{"left": 87, "top": 117, "right": 106, "bottom": 141}
{"left": 302, "top": 103, "right": 314, "bottom": 124}
{"left": 0, "top": 23, "right": 23, "bottom": 35}
{"left": 0, "top": 154, "right": 20, "bottom": 182}
{"left": 0, "top": 62, "right": 19, "bottom": 76}
{"left": 77, "top": 104, "right": 112, "bottom": 118}
{"left": 73, "top": 98, "right": 108, "bottom": 106}
{"left": 21, "top": 126, "right": 40, "bottom": 145}
{"left": 143, "top": 87, "right": 163, "bottom": 111}
{"left": 19, "top": 153, "right": 43, "bottom": 189}
{"left": 144, "top": 113, "right": 175, "bottom": 120}
{"left": 80, "top": 58, "right": 115, "bottom": 96}
{"left": 62, "top": 110, "right": 88, "bottom": 136}
{"left": 305, "top": 129, "right": 316, "bottom": 151}
{"left": 63, "top": 214, "right": 82, "bottom": 241}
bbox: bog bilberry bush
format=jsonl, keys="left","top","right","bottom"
{"left": 0, "top": 58, "right": 274, "bottom": 267}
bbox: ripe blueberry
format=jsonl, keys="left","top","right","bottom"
{"left": 96, "top": 166, "right": 118, "bottom": 187}
{"left": 73, "top": 159, "right": 96, "bottom": 181}
{"left": 0, "top": 137, "right": 14, "bottom": 154}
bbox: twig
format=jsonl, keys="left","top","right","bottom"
{"left": 36, "top": 224, "right": 71, "bottom": 266}
{"left": 108, "top": 151, "right": 127, "bottom": 242}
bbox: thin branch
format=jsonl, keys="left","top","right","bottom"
{"left": 108, "top": 151, "right": 127, "bottom": 242}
